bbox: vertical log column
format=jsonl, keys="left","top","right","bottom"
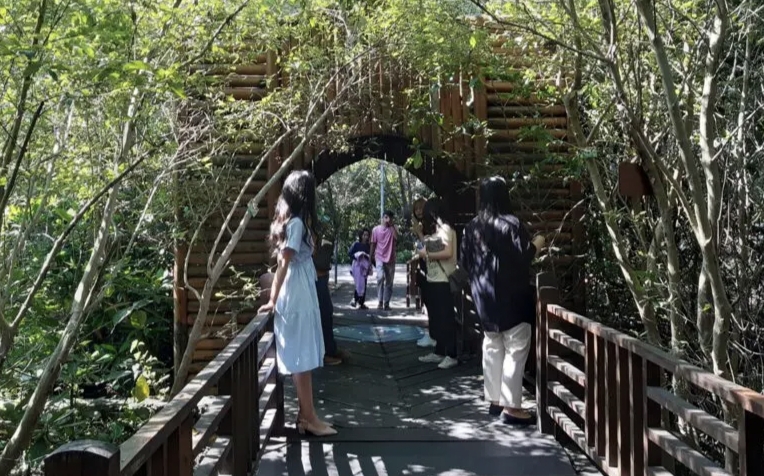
{"left": 266, "top": 51, "right": 280, "bottom": 224}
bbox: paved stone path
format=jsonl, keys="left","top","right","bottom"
{"left": 258, "top": 265, "right": 577, "bottom": 476}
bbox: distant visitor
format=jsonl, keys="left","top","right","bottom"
{"left": 348, "top": 228, "right": 372, "bottom": 310}
{"left": 370, "top": 210, "right": 398, "bottom": 310}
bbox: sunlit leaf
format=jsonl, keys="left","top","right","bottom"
{"left": 132, "top": 375, "right": 150, "bottom": 402}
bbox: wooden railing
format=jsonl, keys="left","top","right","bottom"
{"left": 536, "top": 272, "right": 764, "bottom": 476}
{"left": 44, "top": 311, "right": 283, "bottom": 476}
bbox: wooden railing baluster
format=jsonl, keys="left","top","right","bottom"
{"left": 585, "top": 330, "right": 596, "bottom": 450}
{"left": 167, "top": 416, "right": 193, "bottom": 476}
{"left": 740, "top": 410, "right": 764, "bottom": 475}
{"left": 232, "top": 357, "right": 249, "bottom": 476}
{"left": 617, "top": 346, "right": 631, "bottom": 476}
{"left": 149, "top": 444, "right": 167, "bottom": 476}
{"left": 250, "top": 340, "right": 260, "bottom": 460}
{"left": 595, "top": 335, "right": 606, "bottom": 458}
{"left": 536, "top": 272, "right": 559, "bottom": 434}
{"left": 629, "top": 352, "right": 645, "bottom": 476}
{"left": 218, "top": 365, "right": 235, "bottom": 474}
{"left": 643, "top": 360, "right": 661, "bottom": 471}
{"left": 606, "top": 341, "right": 618, "bottom": 468}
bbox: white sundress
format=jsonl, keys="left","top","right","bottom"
{"left": 273, "top": 217, "right": 325, "bottom": 375}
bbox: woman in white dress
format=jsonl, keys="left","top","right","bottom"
{"left": 258, "top": 170, "right": 337, "bottom": 437}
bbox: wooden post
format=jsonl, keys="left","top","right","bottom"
{"left": 740, "top": 410, "right": 764, "bottom": 475}
{"left": 569, "top": 180, "right": 585, "bottom": 313}
{"left": 629, "top": 353, "right": 645, "bottom": 476}
{"left": 606, "top": 342, "right": 618, "bottom": 468}
{"left": 218, "top": 367, "right": 235, "bottom": 473}
{"left": 473, "top": 75, "right": 487, "bottom": 165}
{"left": 266, "top": 52, "right": 280, "bottom": 224}
{"left": 266, "top": 312, "right": 285, "bottom": 434}
{"left": 44, "top": 441, "right": 120, "bottom": 476}
{"left": 643, "top": 360, "right": 662, "bottom": 470}
{"left": 585, "top": 330, "right": 596, "bottom": 449}
{"left": 230, "top": 358, "right": 249, "bottom": 476}
{"left": 249, "top": 340, "right": 260, "bottom": 461}
{"left": 617, "top": 346, "right": 631, "bottom": 475}
{"left": 535, "top": 272, "right": 559, "bottom": 434}
{"left": 167, "top": 416, "right": 193, "bottom": 476}
{"left": 595, "top": 335, "right": 606, "bottom": 457}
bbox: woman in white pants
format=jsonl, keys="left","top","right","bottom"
{"left": 460, "top": 176, "right": 544, "bottom": 425}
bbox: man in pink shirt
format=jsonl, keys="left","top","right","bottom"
{"left": 370, "top": 210, "right": 398, "bottom": 310}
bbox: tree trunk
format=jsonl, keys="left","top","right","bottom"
{"left": 0, "top": 187, "right": 119, "bottom": 476}
{"left": 397, "top": 166, "right": 409, "bottom": 221}
{"left": 696, "top": 267, "right": 714, "bottom": 357}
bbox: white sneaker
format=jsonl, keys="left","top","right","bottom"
{"left": 417, "top": 334, "right": 436, "bottom": 348}
{"left": 419, "top": 353, "right": 444, "bottom": 363}
{"left": 438, "top": 356, "right": 459, "bottom": 369}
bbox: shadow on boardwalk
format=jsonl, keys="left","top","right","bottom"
{"left": 258, "top": 265, "right": 576, "bottom": 476}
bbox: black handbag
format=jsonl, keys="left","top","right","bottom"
{"left": 435, "top": 260, "right": 469, "bottom": 294}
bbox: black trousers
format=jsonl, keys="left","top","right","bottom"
{"left": 316, "top": 274, "right": 338, "bottom": 357}
{"left": 420, "top": 280, "right": 433, "bottom": 333}
{"left": 426, "top": 281, "right": 457, "bottom": 358}
{"left": 353, "top": 277, "right": 367, "bottom": 305}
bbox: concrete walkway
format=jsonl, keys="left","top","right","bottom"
{"left": 258, "top": 264, "right": 576, "bottom": 476}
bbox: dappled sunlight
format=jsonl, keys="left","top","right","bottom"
{"left": 257, "top": 275, "right": 576, "bottom": 476}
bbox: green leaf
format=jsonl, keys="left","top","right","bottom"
{"left": 129, "top": 310, "right": 147, "bottom": 329}
{"left": 111, "top": 299, "right": 151, "bottom": 331}
{"left": 132, "top": 375, "right": 150, "bottom": 402}
{"left": 469, "top": 35, "right": 477, "bottom": 49}
{"left": 124, "top": 61, "right": 151, "bottom": 72}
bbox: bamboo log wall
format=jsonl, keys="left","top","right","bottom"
{"left": 179, "top": 32, "right": 585, "bottom": 376}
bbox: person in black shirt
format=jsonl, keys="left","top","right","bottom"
{"left": 314, "top": 233, "right": 345, "bottom": 365}
{"left": 460, "top": 176, "right": 545, "bottom": 425}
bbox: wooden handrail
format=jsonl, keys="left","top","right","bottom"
{"left": 44, "top": 311, "right": 284, "bottom": 476}
{"left": 547, "top": 304, "right": 764, "bottom": 417}
{"left": 535, "top": 273, "right": 764, "bottom": 476}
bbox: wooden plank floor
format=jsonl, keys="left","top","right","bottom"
{"left": 258, "top": 265, "right": 576, "bottom": 476}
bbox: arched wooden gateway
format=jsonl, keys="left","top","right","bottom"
{"left": 176, "top": 21, "right": 585, "bottom": 377}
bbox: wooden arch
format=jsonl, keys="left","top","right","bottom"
{"left": 178, "top": 22, "right": 586, "bottom": 376}
{"left": 307, "top": 134, "right": 475, "bottom": 225}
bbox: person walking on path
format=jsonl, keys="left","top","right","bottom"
{"left": 415, "top": 198, "right": 459, "bottom": 369}
{"left": 411, "top": 196, "right": 436, "bottom": 348}
{"left": 314, "top": 234, "right": 346, "bottom": 366}
{"left": 370, "top": 210, "right": 398, "bottom": 310}
{"left": 348, "top": 228, "right": 372, "bottom": 309}
{"left": 459, "top": 176, "right": 545, "bottom": 425}
{"left": 258, "top": 170, "right": 337, "bottom": 437}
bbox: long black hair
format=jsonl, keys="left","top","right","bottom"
{"left": 478, "top": 176, "right": 512, "bottom": 219}
{"left": 421, "top": 197, "right": 448, "bottom": 236}
{"left": 357, "top": 228, "right": 371, "bottom": 243}
{"left": 269, "top": 170, "right": 318, "bottom": 255}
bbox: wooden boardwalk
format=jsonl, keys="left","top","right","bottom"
{"left": 258, "top": 267, "right": 576, "bottom": 476}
